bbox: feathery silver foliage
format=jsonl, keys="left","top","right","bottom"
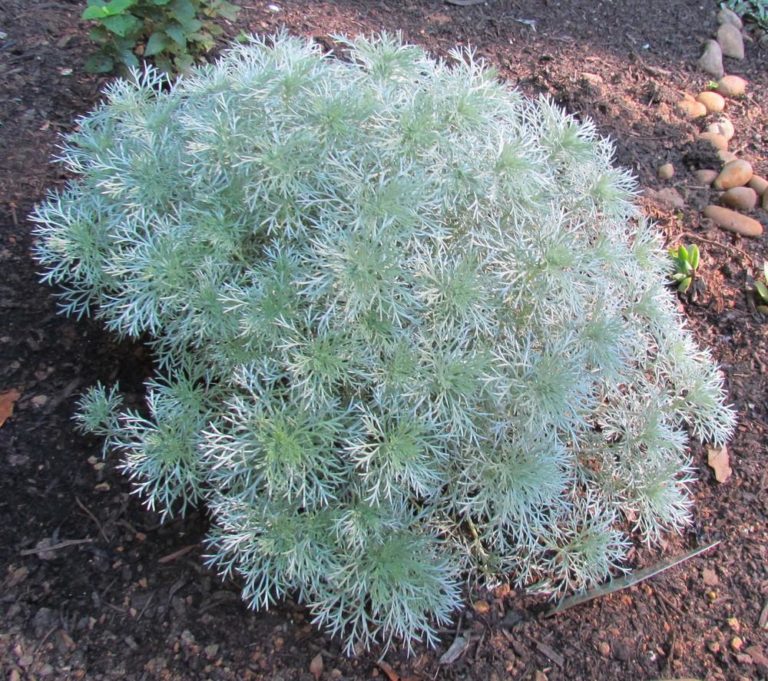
{"left": 33, "top": 32, "right": 736, "bottom": 653}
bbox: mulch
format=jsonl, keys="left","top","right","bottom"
{"left": 1, "top": 1, "right": 766, "bottom": 679}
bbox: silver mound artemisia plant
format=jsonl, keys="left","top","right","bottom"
{"left": 32, "top": 33, "right": 735, "bottom": 654}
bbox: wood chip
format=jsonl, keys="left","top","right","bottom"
{"left": 534, "top": 640, "right": 564, "bottom": 667}
{"left": 309, "top": 653, "right": 324, "bottom": 680}
{"left": 376, "top": 660, "right": 399, "bottom": 681}
{"left": 707, "top": 446, "right": 732, "bottom": 483}
{"left": 0, "top": 388, "right": 21, "bottom": 428}
{"left": 758, "top": 600, "right": 768, "bottom": 629}
{"left": 439, "top": 635, "right": 470, "bottom": 664}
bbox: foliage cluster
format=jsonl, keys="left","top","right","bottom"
{"left": 724, "top": 0, "right": 768, "bottom": 31}
{"left": 33, "top": 34, "right": 735, "bottom": 653}
{"left": 82, "top": 0, "right": 238, "bottom": 74}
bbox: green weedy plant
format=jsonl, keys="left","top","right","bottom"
{"left": 754, "top": 261, "right": 768, "bottom": 313}
{"left": 669, "top": 243, "right": 700, "bottom": 293}
{"left": 32, "top": 33, "right": 736, "bottom": 653}
{"left": 725, "top": 0, "right": 768, "bottom": 32}
{"left": 82, "top": 0, "right": 239, "bottom": 74}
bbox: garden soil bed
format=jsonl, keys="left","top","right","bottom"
{"left": 1, "top": 1, "right": 767, "bottom": 679}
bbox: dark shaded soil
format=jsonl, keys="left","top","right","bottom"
{"left": 1, "top": 1, "right": 767, "bottom": 679}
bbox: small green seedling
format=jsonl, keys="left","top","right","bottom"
{"left": 669, "top": 244, "right": 700, "bottom": 293}
{"left": 755, "top": 261, "right": 768, "bottom": 313}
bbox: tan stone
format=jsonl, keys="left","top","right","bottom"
{"left": 721, "top": 186, "right": 758, "bottom": 211}
{"left": 718, "top": 7, "right": 743, "bottom": 29}
{"left": 696, "top": 91, "right": 726, "bottom": 113}
{"left": 699, "top": 131, "right": 728, "bottom": 151}
{"left": 763, "top": 189, "right": 768, "bottom": 212}
{"left": 676, "top": 99, "right": 707, "bottom": 119}
{"left": 717, "top": 23, "right": 745, "bottom": 60}
{"left": 694, "top": 169, "right": 719, "bottom": 185}
{"left": 657, "top": 163, "right": 674, "bottom": 180}
{"left": 747, "top": 175, "right": 768, "bottom": 196}
{"left": 714, "top": 159, "right": 753, "bottom": 189}
{"left": 699, "top": 40, "right": 725, "bottom": 78}
{"left": 717, "top": 75, "right": 748, "bottom": 97}
{"left": 703, "top": 205, "right": 763, "bottom": 237}
{"left": 718, "top": 150, "right": 738, "bottom": 164}
{"left": 707, "top": 117, "right": 735, "bottom": 141}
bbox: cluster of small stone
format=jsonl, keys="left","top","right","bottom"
{"left": 697, "top": 7, "right": 747, "bottom": 79}
{"left": 665, "top": 7, "right": 765, "bottom": 238}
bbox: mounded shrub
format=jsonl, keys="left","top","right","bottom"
{"left": 32, "top": 33, "right": 735, "bottom": 653}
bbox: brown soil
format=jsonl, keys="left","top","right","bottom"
{"left": 1, "top": 1, "right": 767, "bottom": 680}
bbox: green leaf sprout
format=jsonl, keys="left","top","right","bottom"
{"left": 669, "top": 243, "right": 700, "bottom": 293}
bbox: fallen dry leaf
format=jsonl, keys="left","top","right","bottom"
{"left": 439, "top": 635, "right": 469, "bottom": 665}
{"left": 707, "top": 446, "right": 732, "bottom": 483}
{"left": 0, "top": 389, "right": 21, "bottom": 428}
{"left": 309, "top": 653, "right": 324, "bottom": 680}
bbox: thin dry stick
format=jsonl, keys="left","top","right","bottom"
{"left": 158, "top": 543, "right": 198, "bottom": 564}
{"left": 32, "top": 625, "right": 58, "bottom": 656}
{"left": 20, "top": 538, "right": 93, "bottom": 556}
{"left": 136, "top": 592, "right": 155, "bottom": 621}
{"left": 545, "top": 540, "right": 721, "bottom": 617}
{"left": 75, "top": 495, "right": 108, "bottom": 543}
{"left": 677, "top": 231, "right": 756, "bottom": 266}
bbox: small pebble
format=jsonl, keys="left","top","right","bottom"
{"left": 718, "top": 7, "right": 743, "bottom": 28}
{"left": 696, "top": 91, "right": 726, "bottom": 113}
{"left": 676, "top": 99, "right": 707, "bottom": 119}
{"left": 714, "top": 159, "right": 753, "bottom": 189}
{"left": 699, "top": 131, "right": 728, "bottom": 151}
{"left": 707, "top": 117, "right": 735, "bottom": 141}
{"left": 657, "top": 163, "right": 674, "bottom": 180}
{"left": 721, "top": 186, "right": 757, "bottom": 211}
{"left": 747, "top": 175, "right": 768, "bottom": 196}
{"left": 717, "top": 75, "right": 747, "bottom": 97}
{"left": 703, "top": 205, "right": 763, "bottom": 237}
{"left": 732, "top": 636, "right": 744, "bottom": 652}
{"left": 694, "top": 169, "right": 718, "bottom": 185}
{"left": 717, "top": 23, "right": 745, "bottom": 60}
